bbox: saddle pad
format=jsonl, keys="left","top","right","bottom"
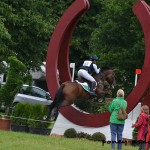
{"left": 75, "top": 80, "right": 91, "bottom": 93}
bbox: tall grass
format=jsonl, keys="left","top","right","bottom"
{"left": 0, "top": 130, "right": 137, "bottom": 150}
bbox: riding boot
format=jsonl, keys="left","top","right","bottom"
{"left": 90, "top": 81, "right": 96, "bottom": 95}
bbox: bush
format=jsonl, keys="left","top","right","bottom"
{"left": 132, "top": 117, "right": 139, "bottom": 140}
{"left": 28, "top": 104, "right": 50, "bottom": 128}
{"left": 11, "top": 103, "right": 31, "bottom": 126}
{"left": 90, "top": 132, "right": 106, "bottom": 141}
{"left": 11, "top": 103, "right": 50, "bottom": 128}
{"left": 64, "top": 128, "right": 77, "bottom": 138}
{"left": 76, "top": 132, "right": 91, "bottom": 139}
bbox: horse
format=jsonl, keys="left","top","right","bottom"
{"left": 46, "top": 67, "right": 116, "bottom": 120}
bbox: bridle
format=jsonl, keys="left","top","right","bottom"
{"left": 95, "top": 69, "right": 115, "bottom": 89}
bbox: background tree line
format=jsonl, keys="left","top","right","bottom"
{"left": 0, "top": 0, "right": 149, "bottom": 97}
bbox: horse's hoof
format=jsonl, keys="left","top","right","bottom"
{"left": 98, "top": 98, "right": 105, "bottom": 103}
{"left": 43, "top": 115, "right": 50, "bottom": 121}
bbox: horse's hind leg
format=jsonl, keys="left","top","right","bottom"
{"left": 45, "top": 84, "right": 65, "bottom": 120}
{"left": 49, "top": 99, "right": 71, "bottom": 120}
{"left": 50, "top": 99, "right": 68, "bottom": 120}
{"left": 45, "top": 102, "right": 55, "bottom": 120}
{"left": 60, "top": 100, "right": 71, "bottom": 107}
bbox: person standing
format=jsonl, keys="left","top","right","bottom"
{"left": 78, "top": 54, "right": 100, "bottom": 94}
{"left": 108, "top": 89, "right": 127, "bottom": 150}
{"left": 132, "top": 105, "right": 149, "bottom": 150}
{"left": 146, "top": 122, "right": 150, "bottom": 150}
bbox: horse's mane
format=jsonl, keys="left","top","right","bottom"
{"left": 100, "top": 67, "right": 112, "bottom": 73}
{"left": 92, "top": 66, "right": 114, "bottom": 83}
{"left": 92, "top": 66, "right": 112, "bottom": 77}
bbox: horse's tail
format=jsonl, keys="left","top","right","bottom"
{"left": 53, "top": 84, "right": 65, "bottom": 107}
{"left": 46, "top": 84, "right": 65, "bottom": 120}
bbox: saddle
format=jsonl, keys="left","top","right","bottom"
{"left": 75, "top": 79, "right": 97, "bottom": 96}
{"left": 77, "top": 78, "right": 91, "bottom": 86}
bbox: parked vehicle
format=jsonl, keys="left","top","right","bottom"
{"left": 12, "top": 84, "right": 52, "bottom": 107}
{"left": 0, "top": 83, "right": 53, "bottom": 111}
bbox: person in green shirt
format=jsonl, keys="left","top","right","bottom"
{"left": 108, "top": 89, "right": 127, "bottom": 150}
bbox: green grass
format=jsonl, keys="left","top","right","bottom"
{"left": 0, "top": 130, "right": 137, "bottom": 150}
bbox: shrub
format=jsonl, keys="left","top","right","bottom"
{"left": 64, "top": 128, "right": 77, "bottom": 138}
{"left": 76, "top": 132, "right": 91, "bottom": 139}
{"left": 11, "top": 103, "right": 32, "bottom": 126}
{"left": 11, "top": 103, "right": 31, "bottom": 126}
{"left": 90, "top": 132, "right": 106, "bottom": 141}
{"left": 132, "top": 117, "right": 139, "bottom": 140}
{"left": 11, "top": 103, "right": 50, "bottom": 128}
{"left": 28, "top": 104, "right": 50, "bottom": 128}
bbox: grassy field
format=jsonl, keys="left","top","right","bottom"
{"left": 0, "top": 130, "right": 138, "bottom": 150}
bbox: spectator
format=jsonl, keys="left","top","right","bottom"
{"left": 108, "top": 89, "right": 127, "bottom": 150}
{"left": 146, "top": 123, "right": 150, "bottom": 150}
{"left": 132, "top": 105, "right": 149, "bottom": 150}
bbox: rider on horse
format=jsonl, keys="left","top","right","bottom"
{"left": 78, "top": 54, "right": 100, "bottom": 95}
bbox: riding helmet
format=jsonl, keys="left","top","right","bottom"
{"left": 89, "top": 54, "right": 99, "bottom": 60}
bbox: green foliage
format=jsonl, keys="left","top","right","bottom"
{"left": 89, "top": 0, "right": 144, "bottom": 95}
{"left": 0, "top": 0, "right": 147, "bottom": 98}
{"left": 64, "top": 128, "right": 77, "bottom": 138}
{"left": 132, "top": 117, "right": 139, "bottom": 140}
{"left": 11, "top": 103, "right": 50, "bottom": 128}
{"left": 0, "top": 15, "right": 12, "bottom": 73}
{"left": 74, "top": 98, "right": 109, "bottom": 114}
{"left": 0, "top": 0, "right": 55, "bottom": 69}
{"left": 90, "top": 132, "right": 106, "bottom": 141}
{"left": 28, "top": 104, "right": 50, "bottom": 128}
{"left": 64, "top": 129, "right": 106, "bottom": 142}
{"left": 11, "top": 103, "right": 31, "bottom": 126}
{"left": 76, "top": 132, "right": 91, "bottom": 139}
{"left": 0, "top": 56, "right": 32, "bottom": 114}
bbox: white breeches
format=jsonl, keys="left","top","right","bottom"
{"left": 78, "top": 69, "right": 96, "bottom": 82}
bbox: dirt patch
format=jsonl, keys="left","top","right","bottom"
{"left": 50, "top": 134, "right": 64, "bottom": 138}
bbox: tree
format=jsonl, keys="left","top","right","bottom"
{"left": 0, "top": 15, "right": 12, "bottom": 73}
{"left": 0, "top": 56, "right": 32, "bottom": 114}
{"left": 0, "top": 0, "right": 56, "bottom": 69}
{"left": 0, "top": 0, "right": 147, "bottom": 98}
{"left": 89, "top": 0, "right": 145, "bottom": 95}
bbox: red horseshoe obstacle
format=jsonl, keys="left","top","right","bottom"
{"left": 46, "top": 0, "right": 150, "bottom": 127}
{"left": 126, "top": 0, "right": 150, "bottom": 112}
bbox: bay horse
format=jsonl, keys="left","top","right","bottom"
{"left": 46, "top": 67, "right": 115, "bottom": 120}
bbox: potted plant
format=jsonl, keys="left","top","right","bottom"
{"left": 0, "top": 113, "right": 11, "bottom": 131}
{"left": 0, "top": 56, "right": 32, "bottom": 131}
{"left": 11, "top": 103, "right": 31, "bottom": 132}
{"left": 28, "top": 104, "right": 51, "bottom": 135}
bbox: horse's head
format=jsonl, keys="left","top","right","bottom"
{"left": 100, "top": 67, "right": 116, "bottom": 88}
{"left": 93, "top": 67, "right": 116, "bottom": 89}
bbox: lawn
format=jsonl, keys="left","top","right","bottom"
{"left": 0, "top": 130, "right": 137, "bottom": 150}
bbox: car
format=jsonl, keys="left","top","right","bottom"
{"left": 0, "top": 83, "right": 53, "bottom": 112}
{"left": 0, "top": 84, "right": 58, "bottom": 120}
{"left": 12, "top": 84, "right": 53, "bottom": 107}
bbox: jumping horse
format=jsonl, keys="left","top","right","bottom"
{"left": 46, "top": 67, "right": 115, "bottom": 120}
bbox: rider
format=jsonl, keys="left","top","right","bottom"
{"left": 78, "top": 54, "right": 100, "bottom": 94}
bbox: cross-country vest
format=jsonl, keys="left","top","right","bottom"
{"left": 80, "top": 61, "right": 95, "bottom": 74}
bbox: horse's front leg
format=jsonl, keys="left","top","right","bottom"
{"left": 96, "top": 89, "right": 110, "bottom": 102}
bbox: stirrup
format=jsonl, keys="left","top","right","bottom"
{"left": 90, "top": 92, "right": 97, "bottom": 96}
{"left": 98, "top": 96, "right": 106, "bottom": 102}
